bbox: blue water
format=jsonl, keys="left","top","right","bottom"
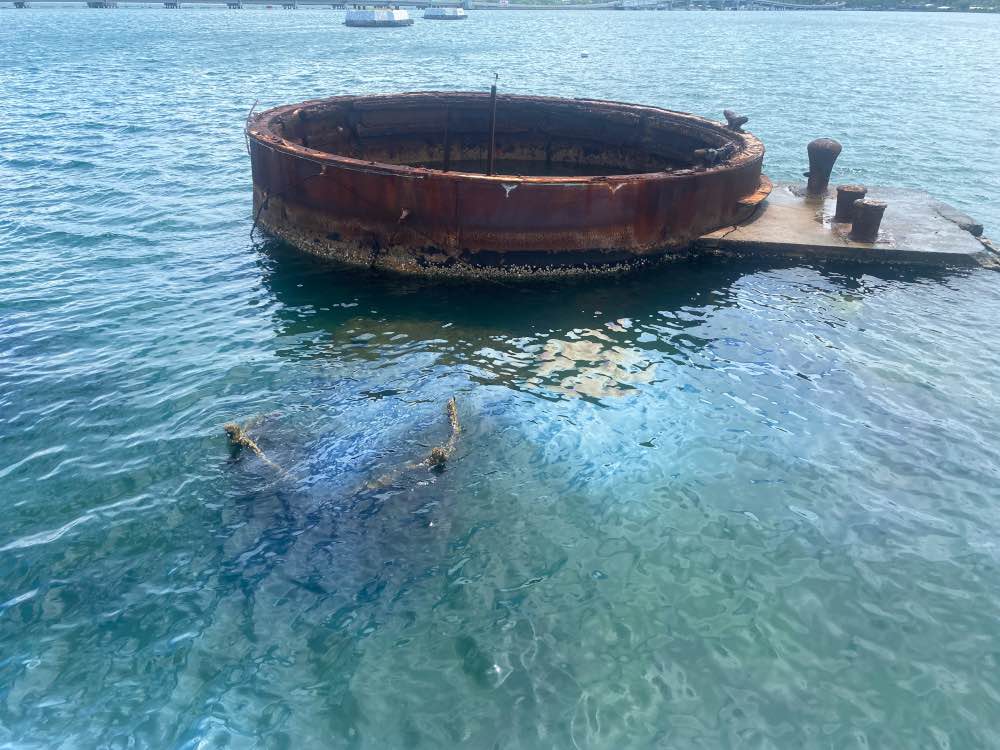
{"left": 3, "top": 7, "right": 1000, "bottom": 748}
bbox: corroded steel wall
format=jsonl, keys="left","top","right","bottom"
{"left": 247, "top": 93, "right": 769, "bottom": 275}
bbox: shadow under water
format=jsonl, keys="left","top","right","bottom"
{"left": 257, "top": 239, "right": 961, "bottom": 397}
{"left": 239, "top": 238, "right": 971, "bottom": 500}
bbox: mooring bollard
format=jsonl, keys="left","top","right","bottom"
{"left": 806, "top": 138, "right": 843, "bottom": 196}
{"left": 834, "top": 184, "right": 867, "bottom": 222}
{"left": 850, "top": 199, "right": 887, "bottom": 242}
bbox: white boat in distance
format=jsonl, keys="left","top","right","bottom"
{"left": 424, "top": 6, "right": 468, "bottom": 18}
{"left": 344, "top": 7, "right": 414, "bottom": 26}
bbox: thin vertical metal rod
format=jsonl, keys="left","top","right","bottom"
{"left": 442, "top": 104, "right": 451, "bottom": 172}
{"left": 487, "top": 75, "right": 498, "bottom": 176}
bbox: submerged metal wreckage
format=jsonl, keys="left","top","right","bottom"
{"left": 224, "top": 397, "right": 462, "bottom": 481}
{"left": 246, "top": 92, "right": 770, "bottom": 276}
{"left": 247, "top": 91, "right": 994, "bottom": 275}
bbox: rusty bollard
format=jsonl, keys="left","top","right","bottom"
{"left": 850, "top": 199, "right": 887, "bottom": 242}
{"left": 805, "top": 138, "right": 842, "bottom": 196}
{"left": 834, "top": 184, "right": 867, "bottom": 222}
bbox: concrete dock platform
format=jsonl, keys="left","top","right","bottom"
{"left": 695, "top": 182, "right": 994, "bottom": 268}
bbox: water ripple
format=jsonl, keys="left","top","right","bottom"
{"left": 2, "top": 8, "right": 1000, "bottom": 749}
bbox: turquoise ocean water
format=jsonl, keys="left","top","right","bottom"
{"left": 2, "top": 8, "right": 1000, "bottom": 747}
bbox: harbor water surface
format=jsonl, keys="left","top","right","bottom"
{"left": 2, "top": 8, "right": 1000, "bottom": 748}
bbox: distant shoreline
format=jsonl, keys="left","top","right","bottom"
{"left": 472, "top": 0, "right": 998, "bottom": 10}
{"left": 474, "top": 4, "right": 1000, "bottom": 10}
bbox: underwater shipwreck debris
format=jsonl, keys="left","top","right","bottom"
{"left": 223, "top": 420, "right": 283, "bottom": 472}
{"left": 428, "top": 396, "right": 461, "bottom": 468}
{"left": 367, "top": 396, "right": 462, "bottom": 489}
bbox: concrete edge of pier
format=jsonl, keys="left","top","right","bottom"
{"left": 694, "top": 182, "right": 995, "bottom": 269}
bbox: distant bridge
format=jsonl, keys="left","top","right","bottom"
{"left": 742, "top": 0, "right": 845, "bottom": 8}
{"left": 469, "top": 1, "right": 618, "bottom": 7}
{"left": 609, "top": 0, "right": 846, "bottom": 7}
{"left": 470, "top": 0, "right": 844, "bottom": 7}
{"left": 473, "top": 0, "right": 846, "bottom": 7}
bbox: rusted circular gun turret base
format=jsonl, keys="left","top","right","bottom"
{"left": 255, "top": 190, "right": 711, "bottom": 279}
{"left": 248, "top": 92, "right": 770, "bottom": 277}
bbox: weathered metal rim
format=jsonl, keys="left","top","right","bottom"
{"left": 246, "top": 91, "right": 766, "bottom": 186}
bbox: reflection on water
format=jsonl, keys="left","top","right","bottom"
{"left": 259, "top": 241, "right": 954, "bottom": 404}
